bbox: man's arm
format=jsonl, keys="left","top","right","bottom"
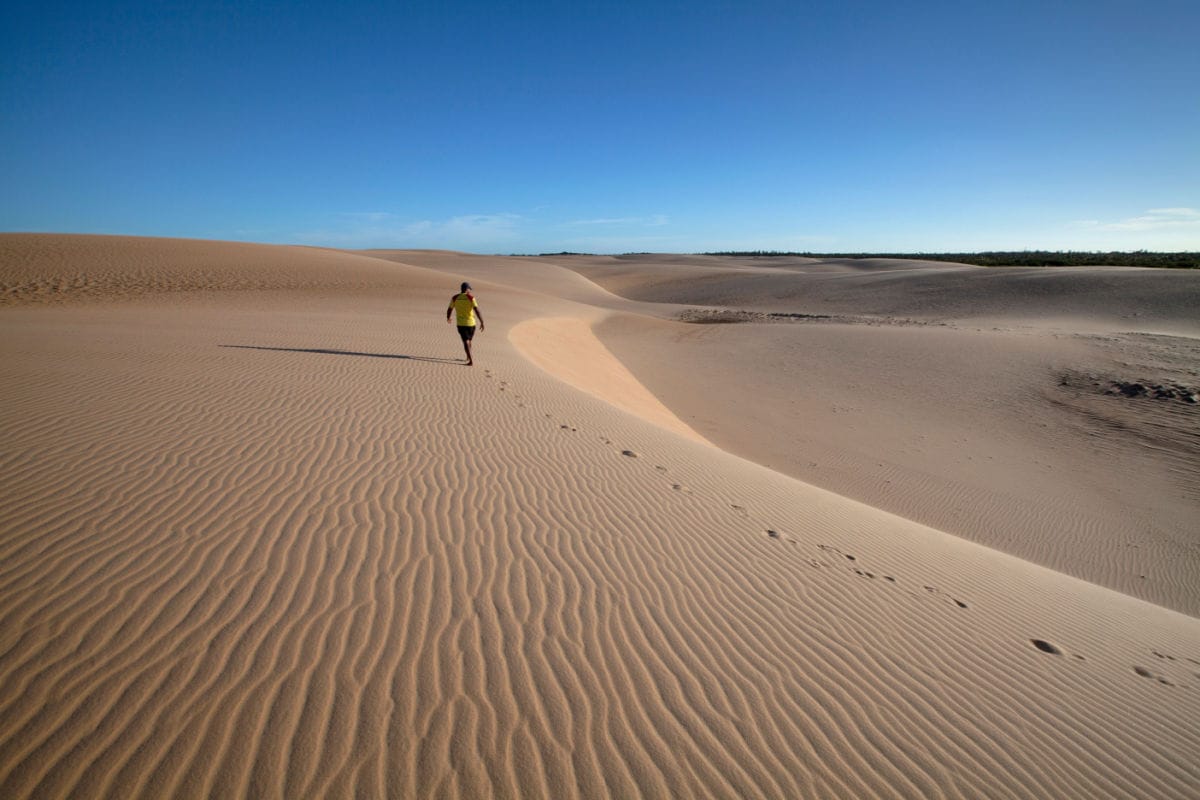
{"left": 475, "top": 307, "right": 484, "bottom": 331}
{"left": 446, "top": 298, "right": 454, "bottom": 323}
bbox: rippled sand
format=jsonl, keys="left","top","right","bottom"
{"left": 2, "top": 235, "right": 1198, "bottom": 798}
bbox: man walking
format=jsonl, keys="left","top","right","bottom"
{"left": 446, "top": 282, "right": 485, "bottom": 366}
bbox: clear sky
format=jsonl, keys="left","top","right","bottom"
{"left": 3, "top": 0, "right": 1198, "bottom": 253}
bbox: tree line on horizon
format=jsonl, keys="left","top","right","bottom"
{"left": 699, "top": 251, "right": 1199, "bottom": 269}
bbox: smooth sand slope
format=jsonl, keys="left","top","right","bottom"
{"left": 1, "top": 235, "right": 1198, "bottom": 799}
{"left": 553, "top": 253, "right": 1200, "bottom": 617}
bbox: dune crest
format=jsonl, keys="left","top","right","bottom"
{"left": 509, "top": 316, "right": 709, "bottom": 445}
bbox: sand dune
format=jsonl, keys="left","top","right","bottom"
{"left": 557, "top": 253, "right": 1200, "bottom": 333}
{"left": 1, "top": 235, "right": 1198, "bottom": 798}
{"left": 0, "top": 234, "right": 413, "bottom": 306}
{"left": 552, "top": 254, "right": 1200, "bottom": 617}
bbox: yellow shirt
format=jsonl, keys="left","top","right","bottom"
{"left": 451, "top": 293, "right": 478, "bottom": 326}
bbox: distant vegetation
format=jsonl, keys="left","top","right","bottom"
{"left": 701, "top": 251, "right": 1200, "bottom": 269}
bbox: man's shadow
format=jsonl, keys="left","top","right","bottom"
{"left": 221, "top": 344, "right": 463, "bottom": 364}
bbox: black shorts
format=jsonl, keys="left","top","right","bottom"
{"left": 457, "top": 325, "right": 476, "bottom": 341}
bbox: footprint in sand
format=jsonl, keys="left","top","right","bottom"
{"left": 1133, "top": 666, "right": 1174, "bottom": 686}
{"left": 621, "top": 450, "right": 638, "bottom": 458}
{"left": 1031, "top": 639, "right": 1062, "bottom": 655}
{"left": 818, "top": 544, "right": 856, "bottom": 562}
{"left": 816, "top": 544, "right": 902, "bottom": 584}
{"left": 730, "top": 504, "right": 749, "bottom": 517}
{"left": 671, "top": 483, "right": 693, "bottom": 495}
{"left": 923, "top": 586, "right": 969, "bottom": 609}
{"left": 1030, "top": 639, "right": 1089, "bottom": 661}
{"left": 1140, "top": 651, "right": 1200, "bottom": 687}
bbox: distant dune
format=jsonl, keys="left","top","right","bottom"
{"left": 2, "top": 235, "right": 1198, "bottom": 798}
{"left": 556, "top": 252, "right": 1200, "bottom": 333}
{"left": 0, "top": 234, "right": 409, "bottom": 305}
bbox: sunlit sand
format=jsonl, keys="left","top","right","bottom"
{"left": 2, "top": 234, "right": 1198, "bottom": 798}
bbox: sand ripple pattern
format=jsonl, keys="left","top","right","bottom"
{"left": 0, "top": 234, "right": 413, "bottom": 306}
{"left": 2, "top": 290, "right": 1200, "bottom": 795}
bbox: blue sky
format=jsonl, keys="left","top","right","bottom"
{"left": 3, "top": 0, "right": 1198, "bottom": 253}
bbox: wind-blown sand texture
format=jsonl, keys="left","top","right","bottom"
{"left": 2, "top": 235, "right": 1198, "bottom": 799}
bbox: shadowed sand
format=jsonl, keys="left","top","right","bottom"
{"left": 2, "top": 235, "right": 1198, "bottom": 798}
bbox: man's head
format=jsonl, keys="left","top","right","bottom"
{"left": 461, "top": 282, "right": 471, "bottom": 292}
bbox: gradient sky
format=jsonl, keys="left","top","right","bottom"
{"left": 3, "top": 0, "right": 1198, "bottom": 253}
